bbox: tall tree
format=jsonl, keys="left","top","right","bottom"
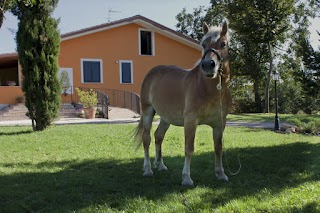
{"left": 214, "top": 0, "right": 294, "bottom": 112}
{"left": 13, "top": 0, "right": 61, "bottom": 131}
{"left": 0, "top": 0, "right": 35, "bottom": 29}
{"left": 0, "top": 0, "right": 11, "bottom": 28}
{"left": 176, "top": 0, "right": 304, "bottom": 113}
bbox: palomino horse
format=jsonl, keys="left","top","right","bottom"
{"left": 134, "top": 21, "right": 232, "bottom": 186}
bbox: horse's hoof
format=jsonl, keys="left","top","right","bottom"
{"left": 182, "top": 175, "right": 194, "bottom": 186}
{"left": 158, "top": 164, "right": 168, "bottom": 171}
{"left": 143, "top": 170, "right": 153, "bottom": 177}
{"left": 217, "top": 174, "right": 229, "bottom": 182}
{"left": 182, "top": 179, "right": 194, "bottom": 186}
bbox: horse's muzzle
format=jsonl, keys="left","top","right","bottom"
{"left": 201, "top": 48, "right": 223, "bottom": 78}
{"left": 201, "top": 59, "right": 217, "bottom": 78}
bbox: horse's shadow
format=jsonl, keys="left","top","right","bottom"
{"left": 0, "top": 142, "right": 319, "bottom": 212}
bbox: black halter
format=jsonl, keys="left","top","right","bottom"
{"left": 201, "top": 48, "right": 224, "bottom": 62}
{"left": 201, "top": 48, "right": 224, "bottom": 75}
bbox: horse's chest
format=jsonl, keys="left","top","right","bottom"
{"left": 197, "top": 101, "right": 226, "bottom": 125}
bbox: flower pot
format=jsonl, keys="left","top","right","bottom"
{"left": 83, "top": 108, "right": 96, "bottom": 119}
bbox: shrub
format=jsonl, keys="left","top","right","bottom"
{"left": 75, "top": 88, "right": 98, "bottom": 109}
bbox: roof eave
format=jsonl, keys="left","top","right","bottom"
{"left": 60, "top": 15, "right": 202, "bottom": 51}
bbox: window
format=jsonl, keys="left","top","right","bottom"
{"left": 139, "top": 29, "right": 154, "bottom": 56}
{"left": 119, "top": 60, "right": 133, "bottom": 84}
{"left": 81, "top": 59, "right": 103, "bottom": 83}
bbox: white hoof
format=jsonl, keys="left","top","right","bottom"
{"left": 216, "top": 173, "right": 229, "bottom": 181}
{"left": 158, "top": 164, "right": 168, "bottom": 171}
{"left": 182, "top": 175, "right": 194, "bottom": 186}
{"left": 143, "top": 170, "right": 153, "bottom": 177}
{"left": 154, "top": 159, "right": 168, "bottom": 171}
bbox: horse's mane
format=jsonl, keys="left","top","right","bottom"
{"left": 200, "top": 24, "right": 231, "bottom": 47}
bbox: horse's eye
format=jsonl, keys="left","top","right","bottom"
{"left": 221, "top": 42, "right": 226, "bottom": 48}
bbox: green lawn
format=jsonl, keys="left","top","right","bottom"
{"left": 0, "top": 123, "right": 319, "bottom": 212}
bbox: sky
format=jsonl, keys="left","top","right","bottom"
{"left": 0, "top": 0, "right": 211, "bottom": 54}
{"left": 0, "top": 0, "right": 319, "bottom": 54}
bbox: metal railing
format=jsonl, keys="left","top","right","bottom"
{"left": 70, "top": 87, "right": 140, "bottom": 118}
{"left": 71, "top": 87, "right": 109, "bottom": 119}
{"left": 96, "top": 90, "right": 109, "bottom": 119}
{"left": 102, "top": 89, "right": 140, "bottom": 114}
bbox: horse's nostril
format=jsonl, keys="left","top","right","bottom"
{"left": 210, "top": 60, "right": 215, "bottom": 67}
{"left": 201, "top": 62, "right": 205, "bottom": 69}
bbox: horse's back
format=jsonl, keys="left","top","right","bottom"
{"left": 141, "top": 65, "right": 188, "bottom": 100}
{"left": 140, "top": 65, "right": 189, "bottom": 125}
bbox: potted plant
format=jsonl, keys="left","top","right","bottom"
{"left": 16, "top": 95, "right": 25, "bottom": 103}
{"left": 75, "top": 87, "right": 98, "bottom": 119}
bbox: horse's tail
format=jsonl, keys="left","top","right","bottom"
{"left": 133, "top": 116, "right": 144, "bottom": 150}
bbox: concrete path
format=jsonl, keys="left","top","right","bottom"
{"left": 0, "top": 117, "right": 276, "bottom": 129}
{"left": 0, "top": 117, "right": 140, "bottom": 126}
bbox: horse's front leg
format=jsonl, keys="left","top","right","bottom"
{"left": 213, "top": 127, "right": 228, "bottom": 181}
{"left": 182, "top": 117, "right": 197, "bottom": 186}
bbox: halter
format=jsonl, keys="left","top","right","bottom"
{"left": 201, "top": 48, "right": 226, "bottom": 90}
{"left": 201, "top": 48, "right": 224, "bottom": 62}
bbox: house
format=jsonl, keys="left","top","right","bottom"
{"left": 0, "top": 15, "right": 201, "bottom": 110}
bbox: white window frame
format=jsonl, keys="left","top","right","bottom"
{"left": 80, "top": 58, "right": 103, "bottom": 83}
{"left": 119, "top": 60, "right": 134, "bottom": 84}
{"left": 138, "top": 28, "right": 155, "bottom": 56}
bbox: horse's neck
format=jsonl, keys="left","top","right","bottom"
{"left": 192, "top": 64, "right": 230, "bottom": 95}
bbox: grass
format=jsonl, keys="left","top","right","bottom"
{"left": 0, "top": 123, "right": 319, "bottom": 212}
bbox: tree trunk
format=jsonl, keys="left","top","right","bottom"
{"left": 253, "top": 79, "right": 262, "bottom": 113}
{"left": 264, "top": 41, "right": 274, "bottom": 113}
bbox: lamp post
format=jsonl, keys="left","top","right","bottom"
{"left": 272, "top": 71, "right": 280, "bottom": 131}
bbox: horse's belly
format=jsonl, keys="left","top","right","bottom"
{"left": 153, "top": 100, "right": 184, "bottom": 126}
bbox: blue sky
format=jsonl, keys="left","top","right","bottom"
{"left": 0, "top": 0, "right": 210, "bottom": 54}
{"left": 0, "top": 0, "right": 319, "bottom": 54}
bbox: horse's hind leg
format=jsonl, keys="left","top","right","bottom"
{"left": 154, "top": 119, "right": 170, "bottom": 171}
{"left": 142, "top": 106, "right": 155, "bottom": 177}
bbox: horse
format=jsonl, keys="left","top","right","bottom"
{"left": 134, "top": 21, "right": 232, "bottom": 186}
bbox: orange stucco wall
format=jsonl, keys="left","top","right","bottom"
{"left": 0, "top": 87, "right": 23, "bottom": 105}
{"left": 0, "top": 22, "right": 201, "bottom": 105}
{"left": 59, "top": 23, "right": 201, "bottom": 97}
{"left": 0, "top": 64, "right": 23, "bottom": 105}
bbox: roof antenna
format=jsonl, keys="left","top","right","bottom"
{"left": 106, "top": 6, "right": 121, "bottom": 22}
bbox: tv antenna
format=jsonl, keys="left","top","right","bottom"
{"left": 106, "top": 7, "right": 121, "bottom": 22}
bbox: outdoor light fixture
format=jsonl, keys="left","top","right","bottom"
{"left": 272, "top": 71, "right": 280, "bottom": 131}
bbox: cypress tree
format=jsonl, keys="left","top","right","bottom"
{"left": 14, "top": 0, "right": 61, "bottom": 131}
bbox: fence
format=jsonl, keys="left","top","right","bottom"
{"left": 70, "top": 87, "right": 140, "bottom": 118}
{"left": 102, "top": 89, "right": 140, "bottom": 114}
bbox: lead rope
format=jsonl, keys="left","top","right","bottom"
{"left": 217, "top": 74, "right": 242, "bottom": 176}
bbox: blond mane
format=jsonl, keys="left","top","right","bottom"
{"left": 200, "top": 24, "right": 231, "bottom": 47}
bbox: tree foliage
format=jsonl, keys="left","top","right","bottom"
{"left": 0, "top": 0, "right": 36, "bottom": 29}
{"left": 176, "top": 0, "right": 320, "bottom": 114}
{"left": 14, "top": 0, "right": 61, "bottom": 131}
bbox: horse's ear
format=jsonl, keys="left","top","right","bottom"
{"left": 221, "top": 21, "right": 228, "bottom": 37}
{"left": 203, "top": 22, "right": 210, "bottom": 34}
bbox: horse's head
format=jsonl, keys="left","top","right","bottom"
{"left": 200, "top": 21, "right": 230, "bottom": 79}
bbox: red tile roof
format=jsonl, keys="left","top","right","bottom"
{"left": 0, "top": 52, "right": 18, "bottom": 62}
